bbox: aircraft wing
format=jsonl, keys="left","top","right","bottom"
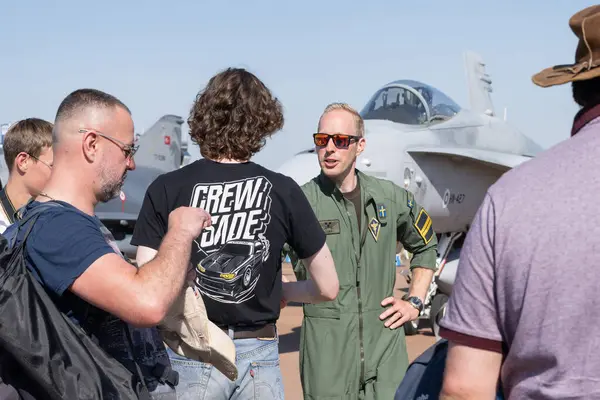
{"left": 406, "top": 147, "right": 534, "bottom": 170}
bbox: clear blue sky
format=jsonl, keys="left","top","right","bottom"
{"left": 0, "top": 0, "right": 594, "bottom": 169}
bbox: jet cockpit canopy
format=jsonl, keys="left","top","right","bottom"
{"left": 360, "top": 80, "right": 461, "bottom": 125}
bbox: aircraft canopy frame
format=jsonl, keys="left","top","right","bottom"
{"left": 360, "top": 80, "right": 461, "bottom": 126}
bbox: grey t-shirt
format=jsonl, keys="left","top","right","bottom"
{"left": 440, "top": 116, "right": 600, "bottom": 399}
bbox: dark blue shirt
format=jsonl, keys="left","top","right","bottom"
{"left": 3, "top": 200, "right": 170, "bottom": 390}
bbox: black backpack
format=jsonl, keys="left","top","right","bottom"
{"left": 0, "top": 201, "right": 151, "bottom": 399}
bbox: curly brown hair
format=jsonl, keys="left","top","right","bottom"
{"left": 188, "top": 68, "right": 284, "bottom": 161}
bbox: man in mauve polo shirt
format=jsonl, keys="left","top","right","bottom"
{"left": 439, "top": 5, "right": 600, "bottom": 399}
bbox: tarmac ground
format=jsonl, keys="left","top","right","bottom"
{"left": 277, "top": 262, "right": 436, "bottom": 399}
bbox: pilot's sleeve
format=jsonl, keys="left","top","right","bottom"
{"left": 394, "top": 186, "right": 438, "bottom": 271}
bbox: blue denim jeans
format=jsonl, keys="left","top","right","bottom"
{"left": 166, "top": 332, "right": 284, "bottom": 399}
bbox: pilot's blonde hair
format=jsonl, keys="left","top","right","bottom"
{"left": 319, "top": 102, "right": 365, "bottom": 137}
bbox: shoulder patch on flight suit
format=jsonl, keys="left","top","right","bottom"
{"left": 369, "top": 217, "right": 380, "bottom": 242}
{"left": 377, "top": 204, "right": 387, "bottom": 220}
{"left": 407, "top": 198, "right": 414, "bottom": 209}
{"left": 319, "top": 219, "right": 340, "bottom": 235}
{"left": 414, "top": 209, "right": 434, "bottom": 244}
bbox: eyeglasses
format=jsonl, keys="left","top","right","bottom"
{"left": 313, "top": 133, "right": 360, "bottom": 149}
{"left": 79, "top": 128, "right": 139, "bottom": 160}
{"left": 28, "top": 154, "right": 52, "bottom": 169}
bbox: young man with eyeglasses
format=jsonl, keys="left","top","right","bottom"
{"left": 285, "top": 103, "right": 438, "bottom": 400}
{"left": 0, "top": 118, "right": 54, "bottom": 233}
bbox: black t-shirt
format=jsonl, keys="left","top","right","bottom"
{"left": 131, "top": 158, "right": 326, "bottom": 327}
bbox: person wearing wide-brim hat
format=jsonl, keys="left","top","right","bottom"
{"left": 532, "top": 4, "right": 600, "bottom": 136}
{"left": 439, "top": 5, "right": 600, "bottom": 400}
{"left": 533, "top": 5, "right": 600, "bottom": 88}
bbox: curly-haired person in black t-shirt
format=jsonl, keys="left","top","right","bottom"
{"left": 131, "top": 67, "right": 339, "bottom": 400}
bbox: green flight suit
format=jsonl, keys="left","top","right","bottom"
{"left": 288, "top": 170, "right": 438, "bottom": 400}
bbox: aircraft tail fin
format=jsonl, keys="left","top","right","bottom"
{"left": 464, "top": 51, "right": 495, "bottom": 117}
{"left": 181, "top": 140, "right": 192, "bottom": 166}
{"left": 134, "top": 114, "right": 185, "bottom": 171}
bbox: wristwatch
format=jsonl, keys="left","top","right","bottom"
{"left": 402, "top": 294, "right": 424, "bottom": 315}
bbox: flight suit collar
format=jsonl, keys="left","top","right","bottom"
{"left": 316, "top": 169, "right": 384, "bottom": 213}
{"left": 316, "top": 171, "right": 337, "bottom": 196}
{"left": 358, "top": 169, "right": 394, "bottom": 214}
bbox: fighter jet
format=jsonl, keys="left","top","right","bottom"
{"left": 277, "top": 51, "right": 544, "bottom": 336}
{"left": 95, "top": 114, "right": 186, "bottom": 260}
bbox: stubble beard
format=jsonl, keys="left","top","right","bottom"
{"left": 98, "top": 169, "right": 127, "bottom": 203}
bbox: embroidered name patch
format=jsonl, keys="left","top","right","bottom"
{"left": 319, "top": 219, "right": 341, "bottom": 235}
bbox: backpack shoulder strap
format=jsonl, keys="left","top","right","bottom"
{"left": 0, "top": 189, "right": 17, "bottom": 225}
{"left": 14, "top": 201, "right": 66, "bottom": 245}
{"left": 20, "top": 200, "right": 64, "bottom": 222}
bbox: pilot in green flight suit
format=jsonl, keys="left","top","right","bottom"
{"left": 285, "top": 103, "right": 438, "bottom": 400}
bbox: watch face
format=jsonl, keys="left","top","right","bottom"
{"left": 410, "top": 297, "right": 423, "bottom": 310}
{"left": 403, "top": 294, "right": 423, "bottom": 311}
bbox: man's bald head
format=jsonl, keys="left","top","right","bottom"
{"left": 50, "top": 88, "right": 136, "bottom": 204}
{"left": 54, "top": 89, "right": 131, "bottom": 143}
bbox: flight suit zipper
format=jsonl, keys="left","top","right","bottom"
{"left": 355, "top": 253, "right": 365, "bottom": 389}
{"left": 332, "top": 184, "right": 371, "bottom": 391}
{"left": 347, "top": 199, "right": 370, "bottom": 391}
{"left": 357, "top": 206, "right": 369, "bottom": 389}
{"left": 345, "top": 207, "right": 366, "bottom": 390}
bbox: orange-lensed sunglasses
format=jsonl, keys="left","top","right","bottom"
{"left": 313, "top": 133, "right": 360, "bottom": 149}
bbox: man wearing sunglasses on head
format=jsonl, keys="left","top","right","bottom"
{"left": 286, "top": 103, "right": 438, "bottom": 400}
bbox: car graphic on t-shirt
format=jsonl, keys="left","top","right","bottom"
{"left": 194, "top": 239, "right": 264, "bottom": 304}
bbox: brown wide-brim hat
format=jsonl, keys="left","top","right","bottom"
{"left": 532, "top": 5, "right": 600, "bottom": 87}
{"left": 158, "top": 282, "right": 238, "bottom": 381}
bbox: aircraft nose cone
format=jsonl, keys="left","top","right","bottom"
{"left": 277, "top": 152, "right": 321, "bottom": 186}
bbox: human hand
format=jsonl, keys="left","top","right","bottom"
{"left": 168, "top": 206, "right": 212, "bottom": 240}
{"left": 379, "top": 296, "right": 419, "bottom": 330}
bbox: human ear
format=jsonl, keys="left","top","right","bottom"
{"left": 14, "top": 152, "right": 30, "bottom": 173}
{"left": 356, "top": 137, "right": 366, "bottom": 157}
{"left": 81, "top": 131, "right": 99, "bottom": 162}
